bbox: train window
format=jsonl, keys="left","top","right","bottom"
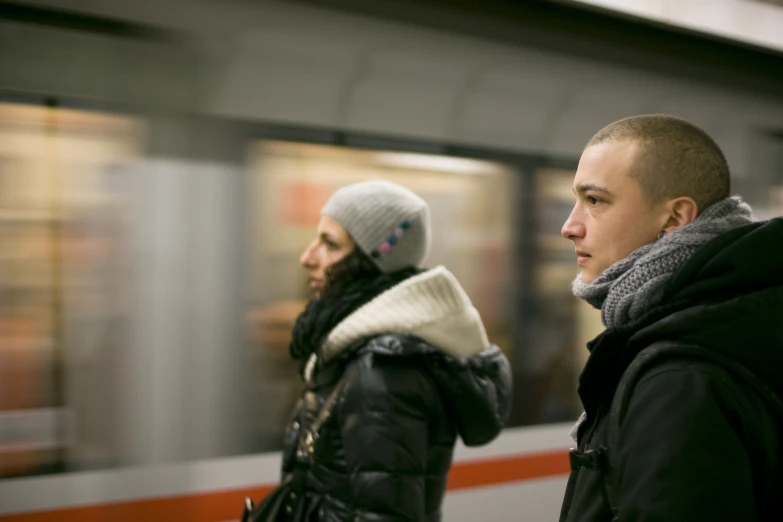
{"left": 244, "top": 141, "right": 521, "bottom": 450}
{"left": 510, "top": 168, "right": 601, "bottom": 425}
{"left": 772, "top": 187, "right": 783, "bottom": 216}
{"left": 0, "top": 103, "right": 140, "bottom": 477}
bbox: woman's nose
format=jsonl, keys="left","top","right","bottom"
{"left": 299, "top": 242, "right": 317, "bottom": 268}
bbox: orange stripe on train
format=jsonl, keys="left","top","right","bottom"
{"left": 3, "top": 449, "right": 569, "bottom": 522}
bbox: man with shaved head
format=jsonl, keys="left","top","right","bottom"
{"left": 558, "top": 114, "right": 783, "bottom": 522}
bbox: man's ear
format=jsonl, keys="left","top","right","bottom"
{"left": 662, "top": 197, "right": 698, "bottom": 233}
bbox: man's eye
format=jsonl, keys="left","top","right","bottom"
{"left": 587, "top": 196, "right": 601, "bottom": 206}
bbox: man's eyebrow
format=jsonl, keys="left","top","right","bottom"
{"left": 574, "top": 183, "right": 613, "bottom": 196}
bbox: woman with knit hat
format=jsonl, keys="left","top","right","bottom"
{"left": 243, "top": 180, "right": 511, "bottom": 522}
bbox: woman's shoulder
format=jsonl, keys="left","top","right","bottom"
{"left": 334, "top": 348, "right": 439, "bottom": 424}
{"left": 339, "top": 335, "right": 440, "bottom": 393}
{"left": 352, "top": 333, "right": 440, "bottom": 358}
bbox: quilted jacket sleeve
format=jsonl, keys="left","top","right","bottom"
{"left": 338, "top": 353, "right": 435, "bottom": 522}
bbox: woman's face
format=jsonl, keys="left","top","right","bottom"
{"left": 299, "top": 215, "right": 355, "bottom": 294}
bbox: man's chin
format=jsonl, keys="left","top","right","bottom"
{"left": 579, "top": 270, "right": 596, "bottom": 284}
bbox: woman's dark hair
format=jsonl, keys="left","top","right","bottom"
{"left": 290, "top": 242, "right": 423, "bottom": 364}
{"left": 322, "top": 247, "right": 382, "bottom": 297}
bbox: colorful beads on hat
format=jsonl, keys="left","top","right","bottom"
{"left": 372, "top": 219, "right": 411, "bottom": 258}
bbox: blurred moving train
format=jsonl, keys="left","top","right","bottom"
{"left": 1, "top": 0, "right": 783, "bottom": 520}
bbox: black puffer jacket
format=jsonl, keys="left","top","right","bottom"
{"left": 281, "top": 266, "right": 512, "bottom": 522}
{"left": 560, "top": 216, "right": 783, "bottom": 522}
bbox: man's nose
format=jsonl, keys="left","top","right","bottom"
{"left": 561, "top": 207, "right": 583, "bottom": 240}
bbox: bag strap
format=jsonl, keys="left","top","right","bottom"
{"left": 241, "top": 377, "right": 349, "bottom": 522}
{"left": 603, "top": 342, "right": 783, "bottom": 521}
{"left": 296, "top": 377, "right": 349, "bottom": 463}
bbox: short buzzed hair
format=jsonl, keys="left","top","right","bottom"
{"left": 586, "top": 114, "right": 730, "bottom": 213}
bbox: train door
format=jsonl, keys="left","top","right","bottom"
{"left": 0, "top": 101, "right": 140, "bottom": 476}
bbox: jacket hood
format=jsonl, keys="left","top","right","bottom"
{"left": 630, "top": 216, "right": 783, "bottom": 398}
{"left": 321, "top": 265, "right": 490, "bottom": 361}
{"left": 320, "top": 265, "right": 512, "bottom": 446}
{"left": 353, "top": 335, "right": 512, "bottom": 447}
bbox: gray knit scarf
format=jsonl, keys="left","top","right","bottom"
{"left": 569, "top": 195, "right": 753, "bottom": 441}
{"left": 572, "top": 196, "right": 753, "bottom": 329}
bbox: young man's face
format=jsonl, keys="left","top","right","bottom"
{"left": 561, "top": 140, "right": 668, "bottom": 283}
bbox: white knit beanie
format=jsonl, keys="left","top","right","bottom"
{"left": 321, "top": 180, "right": 431, "bottom": 273}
